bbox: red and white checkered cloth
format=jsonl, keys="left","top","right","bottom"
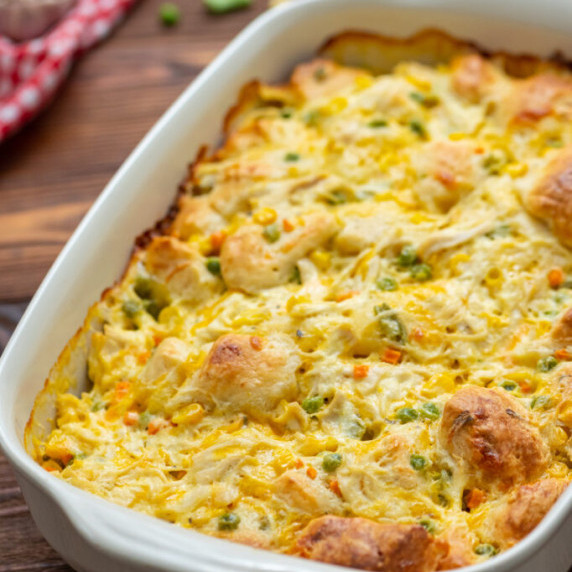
{"left": 0, "top": 0, "right": 137, "bottom": 143}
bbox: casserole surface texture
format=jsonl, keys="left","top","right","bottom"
{"left": 27, "top": 29, "right": 572, "bottom": 572}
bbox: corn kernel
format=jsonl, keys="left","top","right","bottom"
{"left": 286, "top": 295, "right": 310, "bottom": 313}
{"left": 448, "top": 132, "right": 467, "bottom": 141}
{"left": 405, "top": 74, "right": 431, "bottom": 91}
{"left": 298, "top": 435, "right": 338, "bottom": 456}
{"left": 552, "top": 426, "right": 568, "bottom": 448}
{"left": 548, "top": 461, "right": 569, "bottom": 479}
{"left": 410, "top": 212, "right": 432, "bottom": 224}
{"left": 288, "top": 166, "right": 299, "bottom": 177}
{"left": 354, "top": 75, "right": 374, "bottom": 90}
{"left": 253, "top": 207, "right": 277, "bottom": 226}
{"left": 231, "top": 309, "right": 270, "bottom": 327}
{"left": 506, "top": 163, "right": 528, "bottom": 178}
{"left": 322, "top": 97, "right": 347, "bottom": 115}
{"left": 172, "top": 403, "right": 205, "bottom": 425}
{"left": 421, "top": 373, "right": 456, "bottom": 398}
{"left": 309, "top": 250, "right": 331, "bottom": 271}
{"left": 379, "top": 152, "right": 399, "bottom": 171}
{"left": 558, "top": 400, "right": 572, "bottom": 427}
{"left": 484, "top": 267, "right": 503, "bottom": 287}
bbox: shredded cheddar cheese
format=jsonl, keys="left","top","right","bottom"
{"left": 27, "top": 30, "right": 572, "bottom": 572}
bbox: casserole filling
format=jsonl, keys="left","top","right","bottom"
{"left": 29, "top": 30, "right": 572, "bottom": 571}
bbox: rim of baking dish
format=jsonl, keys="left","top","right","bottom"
{"left": 2, "top": 0, "right": 572, "bottom": 571}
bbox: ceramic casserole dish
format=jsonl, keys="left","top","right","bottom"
{"left": 3, "top": 0, "right": 572, "bottom": 570}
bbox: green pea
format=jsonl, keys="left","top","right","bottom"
{"left": 396, "top": 407, "right": 419, "bottom": 424}
{"left": 410, "top": 454, "right": 428, "bottom": 471}
{"left": 326, "top": 189, "right": 348, "bottom": 205}
{"left": 159, "top": 2, "right": 180, "bottom": 25}
{"left": 410, "top": 263, "right": 433, "bottom": 282}
{"left": 262, "top": 224, "right": 281, "bottom": 243}
{"left": 482, "top": 152, "right": 506, "bottom": 175}
{"left": 500, "top": 380, "right": 517, "bottom": 391}
{"left": 322, "top": 453, "right": 342, "bottom": 473}
{"left": 203, "top": 0, "right": 251, "bottom": 14}
{"left": 134, "top": 276, "right": 153, "bottom": 299}
{"left": 206, "top": 257, "right": 222, "bottom": 276}
{"left": 138, "top": 411, "right": 151, "bottom": 430}
{"left": 91, "top": 400, "right": 105, "bottom": 412}
{"left": 281, "top": 109, "right": 293, "bottom": 119}
{"left": 409, "top": 92, "right": 440, "bottom": 108}
{"left": 290, "top": 265, "right": 302, "bottom": 284}
{"left": 531, "top": 395, "right": 552, "bottom": 410}
{"left": 376, "top": 277, "right": 398, "bottom": 291}
{"left": 218, "top": 512, "right": 240, "bottom": 531}
{"left": 368, "top": 119, "right": 388, "bottom": 128}
{"left": 303, "top": 110, "right": 321, "bottom": 126}
{"left": 398, "top": 245, "right": 418, "bottom": 267}
{"left": 537, "top": 356, "right": 558, "bottom": 372}
{"left": 474, "top": 544, "right": 497, "bottom": 557}
{"left": 133, "top": 277, "right": 170, "bottom": 320}
{"left": 143, "top": 300, "right": 162, "bottom": 320}
{"left": 122, "top": 300, "right": 140, "bottom": 319}
{"left": 485, "top": 224, "right": 511, "bottom": 239}
{"left": 420, "top": 402, "right": 440, "bottom": 421}
{"left": 375, "top": 306, "right": 407, "bottom": 344}
{"left": 284, "top": 152, "right": 300, "bottom": 162}
{"left": 409, "top": 120, "right": 427, "bottom": 138}
{"left": 302, "top": 396, "right": 324, "bottom": 414}
{"left": 419, "top": 518, "right": 436, "bottom": 534}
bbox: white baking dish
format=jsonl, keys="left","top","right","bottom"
{"left": 2, "top": 0, "right": 572, "bottom": 570}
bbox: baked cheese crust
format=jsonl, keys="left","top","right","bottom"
{"left": 28, "top": 30, "right": 572, "bottom": 571}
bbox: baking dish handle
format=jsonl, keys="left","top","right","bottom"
{"left": 57, "top": 490, "right": 308, "bottom": 572}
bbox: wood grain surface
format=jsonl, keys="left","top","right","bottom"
{"left": 0, "top": 1, "right": 265, "bottom": 569}
{"left": 0, "top": 0, "right": 267, "bottom": 303}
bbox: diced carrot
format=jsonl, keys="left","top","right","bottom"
{"left": 148, "top": 418, "right": 170, "bottom": 435}
{"left": 335, "top": 291, "right": 359, "bottom": 303}
{"left": 518, "top": 380, "right": 532, "bottom": 393}
{"left": 411, "top": 327, "right": 425, "bottom": 341}
{"left": 306, "top": 466, "right": 317, "bottom": 479}
{"left": 548, "top": 267, "right": 565, "bottom": 289}
{"left": 123, "top": 411, "right": 139, "bottom": 426}
{"left": 465, "top": 488, "right": 486, "bottom": 510}
{"left": 329, "top": 479, "right": 342, "bottom": 497}
{"left": 137, "top": 351, "right": 151, "bottom": 365}
{"left": 209, "top": 231, "right": 227, "bottom": 253}
{"left": 283, "top": 219, "right": 295, "bottom": 232}
{"left": 436, "top": 170, "right": 456, "bottom": 189}
{"left": 42, "top": 461, "right": 60, "bottom": 472}
{"left": 474, "top": 147, "right": 485, "bottom": 154}
{"left": 555, "top": 349, "right": 571, "bottom": 361}
{"left": 115, "top": 381, "right": 131, "bottom": 400}
{"left": 382, "top": 348, "right": 402, "bottom": 365}
{"left": 250, "top": 336, "right": 263, "bottom": 351}
{"left": 153, "top": 335, "right": 164, "bottom": 346}
{"left": 353, "top": 364, "right": 369, "bottom": 379}
{"left": 294, "top": 458, "right": 304, "bottom": 469}
{"left": 59, "top": 451, "right": 74, "bottom": 466}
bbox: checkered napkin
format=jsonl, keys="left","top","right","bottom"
{"left": 0, "top": 0, "right": 136, "bottom": 143}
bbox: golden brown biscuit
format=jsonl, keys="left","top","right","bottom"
{"left": 297, "top": 515, "right": 443, "bottom": 572}
{"left": 440, "top": 386, "right": 549, "bottom": 488}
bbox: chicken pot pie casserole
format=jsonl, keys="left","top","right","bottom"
{"left": 27, "top": 29, "right": 572, "bottom": 571}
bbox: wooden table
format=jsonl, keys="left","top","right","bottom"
{"left": 0, "top": 1, "right": 266, "bottom": 568}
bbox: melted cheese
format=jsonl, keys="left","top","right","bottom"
{"left": 31, "top": 38, "right": 572, "bottom": 570}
